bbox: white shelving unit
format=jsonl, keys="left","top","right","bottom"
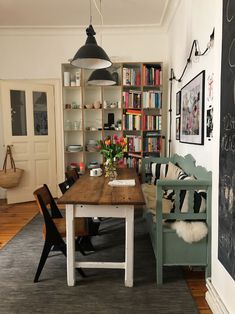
{"left": 61, "top": 62, "right": 164, "bottom": 173}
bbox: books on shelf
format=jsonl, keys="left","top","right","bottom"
{"left": 143, "top": 115, "right": 162, "bottom": 131}
{"left": 143, "top": 136, "right": 161, "bottom": 153}
{"left": 143, "top": 91, "right": 162, "bottom": 109}
{"left": 125, "top": 135, "right": 142, "bottom": 153}
{"left": 123, "top": 67, "right": 141, "bottom": 86}
{"left": 142, "top": 64, "right": 162, "bottom": 86}
{"left": 123, "top": 90, "right": 142, "bottom": 109}
{"left": 123, "top": 110, "right": 142, "bottom": 130}
{"left": 123, "top": 156, "right": 142, "bottom": 173}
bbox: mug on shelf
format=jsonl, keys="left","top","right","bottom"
{"left": 90, "top": 168, "right": 102, "bottom": 177}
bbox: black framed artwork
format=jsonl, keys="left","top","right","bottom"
{"left": 176, "top": 117, "right": 180, "bottom": 140}
{"left": 206, "top": 108, "right": 213, "bottom": 138}
{"left": 180, "top": 70, "right": 205, "bottom": 145}
{"left": 176, "top": 91, "right": 181, "bottom": 115}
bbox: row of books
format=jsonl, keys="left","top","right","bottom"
{"left": 123, "top": 90, "right": 142, "bottom": 108}
{"left": 142, "top": 65, "right": 162, "bottom": 86}
{"left": 143, "top": 137, "right": 161, "bottom": 153}
{"left": 143, "top": 91, "right": 162, "bottom": 109}
{"left": 123, "top": 156, "right": 142, "bottom": 173}
{"left": 123, "top": 67, "right": 141, "bottom": 86}
{"left": 123, "top": 110, "right": 142, "bottom": 130}
{"left": 125, "top": 135, "right": 142, "bottom": 152}
{"left": 143, "top": 115, "right": 162, "bottom": 131}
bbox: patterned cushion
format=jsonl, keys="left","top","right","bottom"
{"left": 151, "top": 162, "right": 168, "bottom": 185}
{"left": 161, "top": 162, "right": 184, "bottom": 202}
{"left": 171, "top": 173, "right": 206, "bottom": 213}
{"left": 165, "top": 162, "right": 184, "bottom": 180}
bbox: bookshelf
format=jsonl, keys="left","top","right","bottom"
{"left": 122, "top": 62, "right": 164, "bottom": 171}
{"left": 61, "top": 62, "right": 164, "bottom": 173}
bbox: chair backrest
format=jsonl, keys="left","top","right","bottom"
{"left": 33, "top": 184, "right": 63, "bottom": 238}
{"left": 65, "top": 169, "right": 79, "bottom": 182}
{"left": 33, "top": 184, "right": 63, "bottom": 218}
{"left": 59, "top": 176, "right": 75, "bottom": 194}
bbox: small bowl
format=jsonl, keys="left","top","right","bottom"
{"left": 94, "top": 102, "right": 101, "bottom": 109}
{"left": 85, "top": 104, "right": 93, "bottom": 109}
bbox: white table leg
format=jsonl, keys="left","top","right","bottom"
{"left": 66, "top": 204, "right": 75, "bottom": 286}
{"left": 125, "top": 206, "right": 134, "bottom": 287}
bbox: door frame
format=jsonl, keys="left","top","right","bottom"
{"left": 0, "top": 79, "right": 64, "bottom": 199}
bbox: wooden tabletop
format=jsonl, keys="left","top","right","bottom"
{"left": 57, "top": 168, "right": 145, "bottom": 205}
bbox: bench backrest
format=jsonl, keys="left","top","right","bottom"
{"left": 142, "top": 154, "right": 212, "bottom": 182}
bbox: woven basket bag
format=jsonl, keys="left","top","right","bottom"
{"left": 0, "top": 145, "right": 24, "bottom": 189}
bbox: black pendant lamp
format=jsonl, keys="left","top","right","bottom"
{"left": 88, "top": 68, "right": 116, "bottom": 86}
{"left": 70, "top": 25, "right": 112, "bottom": 69}
{"left": 87, "top": 0, "right": 114, "bottom": 85}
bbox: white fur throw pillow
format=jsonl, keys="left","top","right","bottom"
{"left": 171, "top": 221, "right": 208, "bottom": 243}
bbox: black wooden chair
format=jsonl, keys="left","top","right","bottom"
{"left": 33, "top": 184, "right": 87, "bottom": 283}
{"left": 58, "top": 176, "right": 75, "bottom": 194}
{"left": 59, "top": 177, "right": 96, "bottom": 253}
{"left": 65, "top": 168, "right": 80, "bottom": 181}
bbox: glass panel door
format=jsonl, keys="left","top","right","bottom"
{"left": 33, "top": 91, "right": 48, "bottom": 135}
{"left": 10, "top": 90, "right": 27, "bottom": 136}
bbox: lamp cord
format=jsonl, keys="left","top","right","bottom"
{"left": 92, "top": 0, "right": 103, "bottom": 47}
{"left": 89, "top": 0, "right": 92, "bottom": 25}
{"left": 93, "top": 0, "right": 104, "bottom": 25}
{"left": 168, "top": 28, "right": 215, "bottom": 156}
{"left": 170, "top": 28, "right": 214, "bottom": 83}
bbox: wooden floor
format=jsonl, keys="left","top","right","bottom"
{"left": 184, "top": 269, "right": 212, "bottom": 314}
{"left": 0, "top": 200, "right": 38, "bottom": 249}
{"left": 0, "top": 200, "right": 212, "bottom": 313}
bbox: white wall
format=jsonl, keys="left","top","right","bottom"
{"left": 167, "top": 0, "right": 214, "bottom": 168}
{"left": 0, "top": 26, "right": 168, "bottom": 198}
{"left": 168, "top": 0, "right": 235, "bottom": 313}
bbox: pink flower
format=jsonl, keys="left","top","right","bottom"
{"left": 113, "top": 134, "right": 118, "bottom": 140}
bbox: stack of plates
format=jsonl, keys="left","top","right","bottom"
{"left": 86, "top": 144, "right": 99, "bottom": 152}
{"left": 88, "top": 161, "right": 100, "bottom": 169}
{"left": 67, "top": 145, "right": 83, "bottom": 152}
{"left": 86, "top": 140, "right": 99, "bottom": 152}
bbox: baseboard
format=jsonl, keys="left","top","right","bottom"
{"left": 205, "top": 278, "right": 229, "bottom": 314}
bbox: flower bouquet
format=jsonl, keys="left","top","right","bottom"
{"left": 98, "top": 134, "right": 126, "bottom": 180}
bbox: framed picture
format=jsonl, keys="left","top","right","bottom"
{"left": 180, "top": 70, "right": 205, "bottom": 145}
{"left": 206, "top": 108, "right": 213, "bottom": 138}
{"left": 176, "top": 117, "right": 180, "bottom": 140}
{"left": 176, "top": 91, "right": 181, "bottom": 115}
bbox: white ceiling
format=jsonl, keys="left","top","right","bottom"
{"left": 0, "top": 0, "right": 178, "bottom": 28}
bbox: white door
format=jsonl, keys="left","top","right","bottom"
{"left": 1, "top": 81, "right": 57, "bottom": 204}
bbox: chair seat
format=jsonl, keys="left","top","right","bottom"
{"left": 42, "top": 217, "right": 88, "bottom": 238}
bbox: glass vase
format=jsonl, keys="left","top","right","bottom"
{"left": 104, "top": 159, "right": 117, "bottom": 181}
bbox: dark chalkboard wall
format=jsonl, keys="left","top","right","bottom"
{"left": 218, "top": 0, "right": 235, "bottom": 280}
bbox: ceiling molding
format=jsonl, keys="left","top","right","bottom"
{"left": 0, "top": 24, "right": 167, "bottom": 36}
{"left": 160, "top": 0, "right": 182, "bottom": 32}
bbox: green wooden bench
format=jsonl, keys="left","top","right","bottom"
{"left": 141, "top": 154, "right": 212, "bottom": 285}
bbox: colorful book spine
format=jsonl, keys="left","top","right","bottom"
{"left": 142, "top": 65, "right": 162, "bottom": 86}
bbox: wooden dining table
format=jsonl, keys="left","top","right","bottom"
{"left": 57, "top": 168, "right": 145, "bottom": 287}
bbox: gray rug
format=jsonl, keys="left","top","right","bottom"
{"left": 0, "top": 210, "right": 198, "bottom": 314}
